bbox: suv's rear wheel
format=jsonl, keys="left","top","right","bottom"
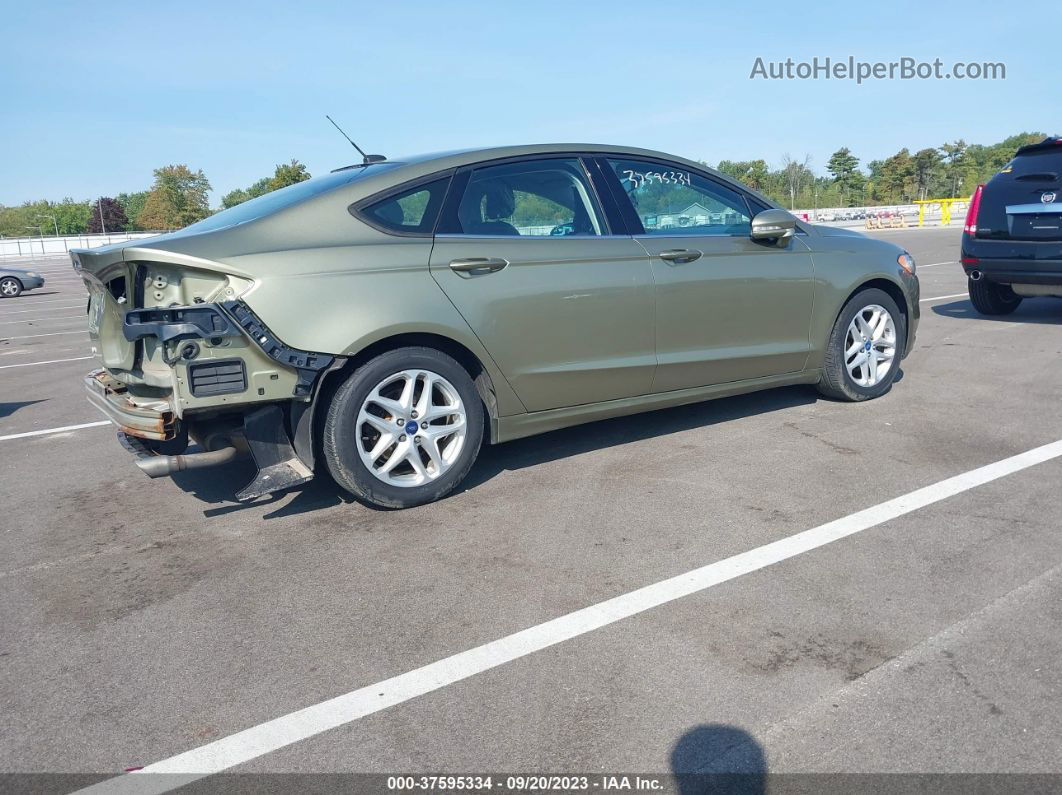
{"left": 818, "top": 288, "right": 904, "bottom": 401}
{"left": 968, "top": 277, "right": 1022, "bottom": 315}
{"left": 0, "top": 277, "right": 22, "bottom": 298}
{"left": 322, "top": 346, "right": 484, "bottom": 509}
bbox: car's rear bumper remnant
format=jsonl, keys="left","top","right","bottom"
{"left": 97, "top": 381, "right": 312, "bottom": 501}
{"left": 84, "top": 369, "right": 176, "bottom": 441}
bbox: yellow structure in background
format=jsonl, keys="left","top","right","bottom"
{"left": 912, "top": 198, "right": 970, "bottom": 227}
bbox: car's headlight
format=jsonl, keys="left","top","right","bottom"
{"left": 897, "top": 253, "right": 916, "bottom": 275}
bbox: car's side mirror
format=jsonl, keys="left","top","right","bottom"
{"left": 750, "top": 209, "right": 797, "bottom": 243}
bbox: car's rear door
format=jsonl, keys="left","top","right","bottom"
{"left": 428, "top": 155, "right": 655, "bottom": 413}
{"left": 595, "top": 155, "right": 815, "bottom": 392}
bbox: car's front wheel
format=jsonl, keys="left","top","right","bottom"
{"left": 968, "top": 277, "right": 1022, "bottom": 315}
{"left": 0, "top": 277, "right": 23, "bottom": 298}
{"left": 817, "top": 288, "right": 904, "bottom": 401}
{"left": 322, "top": 347, "right": 485, "bottom": 509}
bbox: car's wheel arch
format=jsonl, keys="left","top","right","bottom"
{"left": 308, "top": 330, "right": 513, "bottom": 464}
{"left": 831, "top": 277, "right": 911, "bottom": 355}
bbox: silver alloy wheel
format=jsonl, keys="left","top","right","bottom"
{"left": 844, "top": 304, "right": 897, "bottom": 387}
{"left": 0, "top": 278, "right": 19, "bottom": 297}
{"left": 356, "top": 369, "right": 467, "bottom": 487}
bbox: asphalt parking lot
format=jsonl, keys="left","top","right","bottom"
{"left": 2, "top": 226, "right": 1062, "bottom": 790}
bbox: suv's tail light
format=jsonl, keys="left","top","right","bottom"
{"left": 964, "top": 184, "right": 984, "bottom": 235}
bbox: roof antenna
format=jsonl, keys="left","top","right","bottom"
{"left": 325, "top": 115, "right": 386, "bottom": 164}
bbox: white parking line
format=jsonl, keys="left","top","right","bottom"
{"left": 0, "top": 304, "right": 84, "bottom": 315}
{"left": 0, "top": 345, "right": 90, "bottom": 358}
{"left": 0, "top": 421, "right": 110, "bottom": 442}
{"left": 0, "top": 312, "right": 83, "bottom": 320}
{"left": 919, "top": 261, "right": 957, "bottom": 268}
{"left": 0, "top": 355, "right": 93, "bottom": 369}
{"left": 0, "top": 330, "right": 86, "bottom": 340}
{"left": 75, "top": 437, "right": 1062, "bottom": 793}
{"left": 0, "top": 297, "right": 86, "bottom": 306}
{"left": 919, "top": 292, "right": 967, "bottom": 303}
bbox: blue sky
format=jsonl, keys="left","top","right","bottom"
{"left": 2, "top": 0, "right": 1058, "bottom": 206}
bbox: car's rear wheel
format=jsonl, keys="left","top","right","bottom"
{"left": 322, "top": 347, "right": 485, "bottom": 509}
{"left": 968, "top": 277, "right": 1022, "bottom": 315}
{"left": 817, "top": 288, "right": 904, "bottom": 401}
{"left": 0, "top": 277, "right": 22, "bottom": 298}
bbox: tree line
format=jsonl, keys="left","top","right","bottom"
{"left": 0, "top": 131, "right": 1047, "bottom": 238}
{"left": 714, "top": 131, "right": 1046, "bottom": 210}
{"left": 0, "top": 159, "right": 311, "bottom": 239}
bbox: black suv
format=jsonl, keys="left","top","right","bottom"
{"left": 961, "top": 136, "right": 1062, "bottom": 314}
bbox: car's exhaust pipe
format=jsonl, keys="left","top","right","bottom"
{"left": 969, "top": 269, "right": 983, "bottom": 281}
{"left": 136, "top": 445, "right": 243, "bottom": 478}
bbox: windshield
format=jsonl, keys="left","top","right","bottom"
{"left": 182, "top": 162, "right": 401, "bottom": 234}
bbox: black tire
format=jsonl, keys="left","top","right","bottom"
{"left": 0, "top": 277, "right": 23, "bottom": 298}
{"left": 818, "top": 288, "right": 904, "bottom": 402}
{"left": 968, "top": 277, "right": 1022, "bottom": 315}
{"left": 322, "top": 346, "right": 485, "bottom": 509}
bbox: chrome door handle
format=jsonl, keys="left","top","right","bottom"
{"left": 449, "top": 257, "right": 509, "bottom": 274}
{"left": 658, "top": 249, "right": 702, "bottom": 264}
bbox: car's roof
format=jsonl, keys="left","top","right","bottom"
{"left": 341, "top": 143, "right": 716, "bottom": 179}
{"left": 325, "top": 143, "right": 783, "bottom": 214}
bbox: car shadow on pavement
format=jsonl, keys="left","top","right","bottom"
{"left": 671, "top": 723, "right": 766, "bottom": 794}
{"left": 0, "top": 399, "right": 46, "bottom": 419}
{"left": 461, "top": 385, "right": 819, "bottom": 493}
{"left": 932, "top": 298, "right": 1062, "bottom": 324}
{"left": 172, "top": 458, "right": 356, "bottom": 519}
{"left": 171, "top": 384, "right": 825, "bottom": 517}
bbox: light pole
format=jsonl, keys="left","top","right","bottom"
{"left": 25, "top": 225, "right": 45, "bottom": 255}
{"left": 97, "top": 197, "right": 107, "bottom": 234}
{"left": 38, "top": 214, "right": 59, "bottom": 237}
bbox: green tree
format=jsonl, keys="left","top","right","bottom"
{"left": 826, "top": 147, "right": 863, "bottom": 205}
{"left": 221, "top": 188, "right": 252, "bottom": 209}
{"left": 137, "top": 164, "right": 211, "bottom": 230}
{"left": 911, "top": 148, "right": 943, "bottom": 200}
{"left": 268, "top": 159, "right": 311, "bottom": 191}
{"left": 715, "top": 159, "right": 770, "bottom": 192}
{"left": 876, "top": 149, "right": 914, "bottom": 203}
{"left": 116, "top": 191, "right": 149, "bottom": 230}
{"left": 221, "top": 160, "right": 312, "bottom": 209}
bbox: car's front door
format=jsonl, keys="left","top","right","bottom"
{"left": 429, "top": 156, "right": 655, "bottom": 413}
{"left": 599, "top": 156, "right": 815, "bottom": 392}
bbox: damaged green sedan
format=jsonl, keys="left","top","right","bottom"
{"left": 75, "top": 144, "right": 919, "bottom": 509}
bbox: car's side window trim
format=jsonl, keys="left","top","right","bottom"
{"left": 584, "top": 157, "right": 632, "bottom": 235}
{"left": 592, "top": 156, "right": 646, "bottom": 235}
{"left": 349, "top": 170, "right": 455, "bottom": 238}
{"left": 434, "top": 153, "right": 617, "bottom": 238}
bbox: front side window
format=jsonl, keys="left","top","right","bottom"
{"left": 360, "top": 176, "right": 451, "bottom": 235}
{"left": 607, "top": 158, "right": 752, "bottom": 236}
{"left": 453, "top": 158, "right": 604, "bottom": 237}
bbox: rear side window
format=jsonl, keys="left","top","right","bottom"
{"left": 358, "top": 176, "right": 451, "bottom": 235}
{"left": 448, "top": 158, "right": 605, "bottom": 237}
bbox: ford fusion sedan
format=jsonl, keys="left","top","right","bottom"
{"left": 0, "top": 267, "right": 45, "bottom": 297}
{"left": 74, "top": 144, "right": 919, "bottom": 509}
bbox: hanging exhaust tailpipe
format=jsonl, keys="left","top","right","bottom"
{"left": 136, "top": 445, "right": 243, "bottom": 477}
{"left": 969, "top": 270, "right": 983, "bottom": 281}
